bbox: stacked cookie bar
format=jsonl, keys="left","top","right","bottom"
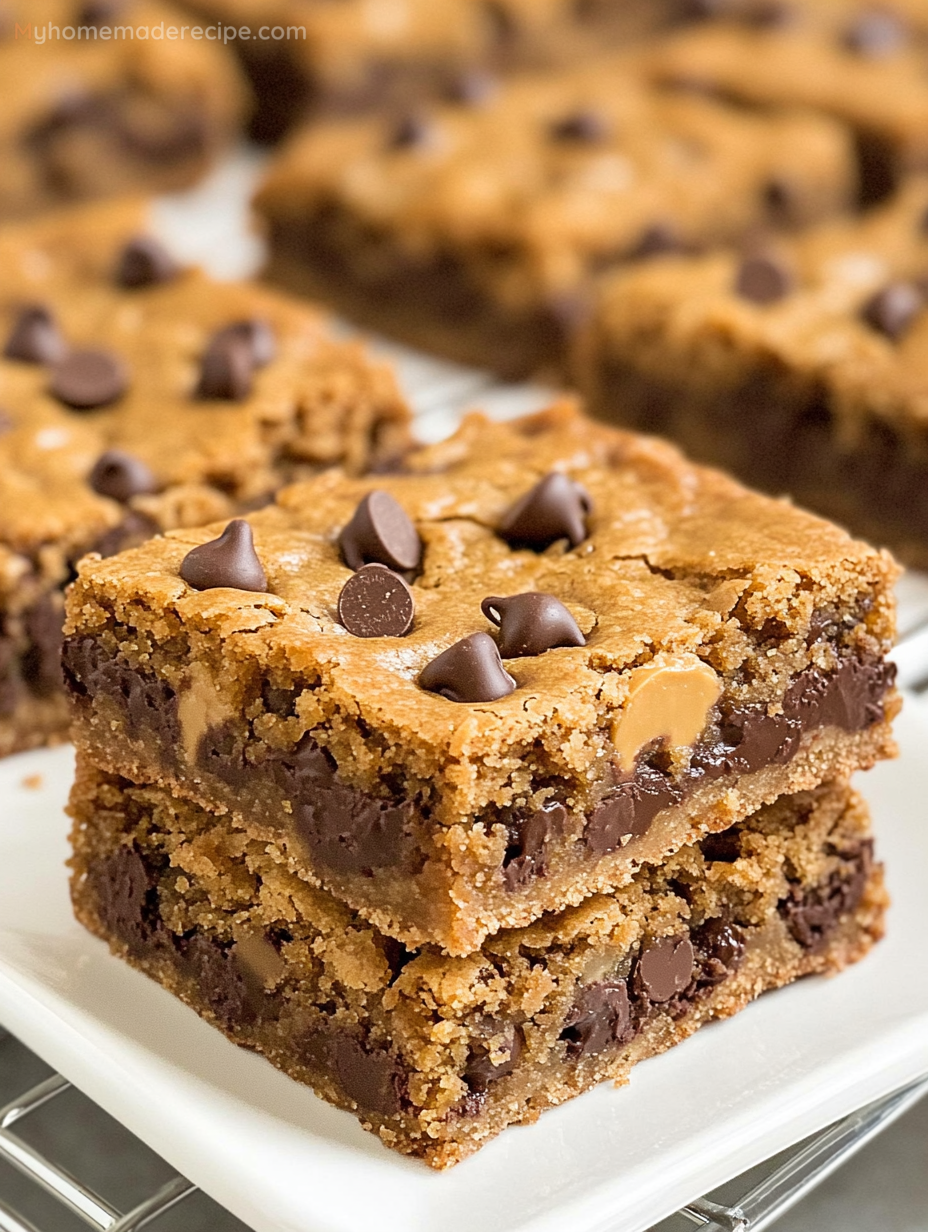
{"left": 66, "top": 405, "right": 898, "bottom": 1164}
{"left": 0, "top": 198, "right": 411, "bottom": 755}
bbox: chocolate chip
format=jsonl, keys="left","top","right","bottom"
{"left": 634, "top": 936, "right": 695, "bottom": 1004}
{"left": 779, "top": 841, "right": 872, "bottom": 951}
{"left": 482, "top": 592, "right": 585, "bottom": 658}
{"left": 447, "top": 70, "right": 499, "bottom": 106}
{"left": 419, "top": 632, "right": 516, "bottom": 703}
{"left": 338, "top": 563, "right": 414, "bottom": 637}
{"left": 214, "top": 318, "right": 276, "bottom": 368}
{"left": 50, "top": 348, "right": 128, "bottom": 410}
{"left": 4, "top": 304, "right": 66, "bottom": 364}
{"left": 332, "top": 1036, "right": 406, "bottom": 1116}
{"left": 734, "top": 253, "right": 793, "bottom": 304}
{"left": 464, "top": 1026, "right": 523, "bottom": 1093}
{"left": 339, "top": 490, "right": 422, "bottom": 573}
{"left": 691, "top": 917, "right": 745, "bottom": 985}
{"left": 195, "top": 329, "right": 254, "bottom": 401}
{"left": 89, "top": 449, "right": 157, "bottom": 502}
{"left": 550, "top": 110, "right": 607, "bottom": 142}
{"left": 498, "top": 472, "right": 592, "bottom": 550}
{"left": 860, "top": 281, "right": 923, "bottom": 340}
{"left": 389, "top": 113, "right": 432, "bottom": 149}
{"left": 560, "top": 980, "right": 631, "bottom": 1057}
{"left": 631, "top": 223, "right": 685, "bottom": 260}
{"left": 79, "top": 0, "right": 126, "bottom": 23}
{"left": 87, "top": 844, "right": 165, "bottom": 955}
{"left": 502, "top": 801, "right": 565, "bottom": 890}
{"left": 179, "top": 520, "right": 268, "bottom": 592}
{"left": 842, "top": 8, "right": 906, "bottom": 56}
{"left": 115, "top": 236, "right": 179, "bottom": 288}
{"left": 585, "top": 767, "right": 681, "bottom": 855}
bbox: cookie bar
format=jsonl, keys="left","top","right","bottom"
{"left": 69, "top": 763, "right": 887, "bottom": 1167}
{"left": 254, "top": 63, "right": 856, "bottom": 377}
{"left": 0, "top": 198, "right": 411, "bottom": 756}
{"left": 63, "top": 405, "right": 898, "bottom": 954}
{"left": 576, "top": 177, "right": 928, "bottom": 568}
{"left": 1, "top": 1, "right": 247, "bottom": 220}
{"left": 644, "top": 0, "right": 928, "bottom": 204}
{"left": 182, "top": 0, "right": 692, "bottom": 142}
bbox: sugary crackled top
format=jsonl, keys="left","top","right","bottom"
{"left": 645, "top": 0, "right": 928, "bottom": 154}
{"left": 69, "top": 403, "right": 897, "bottom": 773}
{"left": 256, "top": 61, "right": 852, "bottom": 289}
{"left": 0, "top": 199, "right": 410, "bottom": 556}
{"left": 590, "top": 177, "right": 928, "bottom": 427}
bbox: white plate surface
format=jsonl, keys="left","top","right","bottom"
{"left": 0, "top": 701, "right": 925, "bottom": 1232}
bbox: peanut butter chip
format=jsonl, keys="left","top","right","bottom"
{"left": 234, "top": 933, "right": 286, "bottom": 988}
{"left": 611, "top": 657, "right": 721, "bottom": 771}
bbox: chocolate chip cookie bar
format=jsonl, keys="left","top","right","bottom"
{"left": 254, "top": 63, "right": 856, "bottom": 377}
{"left": 644, "top": 0, "right": 928, "bottom": 205}
{"left": 1, "top": 1, "right": 247, "bottom": 220}
{"left": 182, "top": 0, "right": 692, "bottom": 142}
{"left": 69, "top": 762, "right": 887, "bottom": 1167}
{"left": 576, "top": 177, "right": 928, "bottom": 568}
{"left": 0, "top": 198, "right": 411, "bottom": 756}
{"left": 63, "top": 404, "right": 899, "bottom": 954}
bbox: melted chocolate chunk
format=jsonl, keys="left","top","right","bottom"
{"left": 735, "top": 253, "right": 793, "bottom": 304}
{"left": 332, "top": 1036, "right": 406, "bottom": 1116}
{"left": 62, "top": 636, "right": 180, "bottom": 752}
{"left": 339, "top": 490, "right": 422, "bottom": 574}
{"left": 338, "top": 564, "right": 414, "bottom": 638}
{"left": 419, "top": 632, "right": 516, "bottom": 703}
{"left": 502, "top": 801, "right": 565, "bottom": 890}
{"left": 4, "top": 304, "right": 66, "bottom": 364}
{"left": 50, "top": 349, "right": 128, "bottom": 410}
{"left": 585, "top": 767, "right": 682, "bottom": 855}
{"left": 861, "top": 282, "right": 923, "bottom": 340}
{"left": 87, "top": 844, "right": 165, "bottom": 954}
{"left": 560, "top": 980, "right": 631, "bottom": 1057}
{"left": 89, "top": 449, "right": 158, "bottom": 502}
{"left": 634, "top": 936, "right": 695, "bottom": 1004}
{"left": 181, "top": 934, "right": 260, "bottom": 1030}
{"left": 783, "top": 655, "right": 894, "bottom": 732}
{"left": 498, "top": 472, "right": 592, "bottom": 551}
{"left": 115, "top": 236, "right": 179, "bottom": 289}
{"left": 179, "top": 520, "right": 268, "bottom": 593}
{"left": 464, "top": 1026, "right": 523, "bottom": 1093}
{"left": 482, "top": 592, "right": 585, "bottom": 658}
{"left": 550, "top": 110, "right": 607, "bottom": 143}
{"left": 701, "top": 829, "right": 742, "bottom": 864}
{"left": 690, "top": 917, "right": 746, "bottom": 986}
{"left": 779, "top": 841, "right": 873, "bottom": 952}
{"left": 21, "top": 595, "right": 64, "bottom": 698}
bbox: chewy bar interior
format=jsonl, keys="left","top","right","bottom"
{"left": 63, "top": 405, "right": 899, "bottom": 954}
{"left": 69, "top": 763, "right": 887, "bottom": 1168}
{"left": 576, "top": 177, "right": 928, "bottom": 569}
{"left": 644, "top": 0, "right": 928, "bottom": 205}
{"left": 1, "top": 0, "right": 247, "bottom": 220}
{"left": 180, "top": 0, "right": 694, "bottom": 142}
{"left": 0, "top": 199, "right": 411, "bottom": 757}
{"left": 254, "top": 61, "right": 856, "bottom": 378}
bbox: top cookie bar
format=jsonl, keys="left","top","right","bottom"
{"left": 64, "top": 404, "right": 899, "bottom": 953}
{"left": 1, "top": 0, "right": 247, "bottom": 219}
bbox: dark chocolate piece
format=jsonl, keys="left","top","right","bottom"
{"left": 179, "top": 520, "right": 268, "bottom": 593}
{"left": 50, "top": 349, "right": 128, "bottom": 410}
{"left": 419, "top": 632, "right": 516, "bottom": 703}
{"left": 213, "top": 319, "right": 276, "bottom": 368}
{"left": 86, "top": 844, "right": 164, "bottom": 955}
{"left": 585, "top": 767, "right": 682, "bottom": 855}
{"left": 560, "top": 980, "right": 631, "bottom": 1057}
{"left": 4, "top": 304, "right": 66, "bottom": 365}
{"left": 464, "top": 1027, "right": 523, "bottom": 1093}
{"left": 735, "top": 253, "right": 793, "bottom": 305}
{"left": 195, "top": 327, "right": 255, "bottom": 401}
{"left": 115, "top": 236, "right": 179, "bottom": 289}
{"left": 631, "top": 223, "right": 685, "bottom": 260}
{"left": 89, "top": 449, "right": 158, "bottom": 503}
{"left": 550, "top": 110, "right": 607, "bottom": 143}
{"left": 842, "top": 7, "right": 906, "bottom": 56}
{"left": 861, "top": 282, "right": 923, "bottom": 340}
{"left": 182, "top": 934, "right": 259, "bottom": 1030}
{"left": 62, "top": 636, "right": 180, "bottom": 751}
{"left": 482, "top": 592, "right": 585, "bottom": 658}
{"left": 21, "top": 595, "right": 64, "bottom": 698}
{"left": 634, "top": 936, "right": 695, "bottom": 1004}
{"left": 447, "top": 70, "right": 499, "bottom": 106}
{"left": 498, "top": 472, "right": 592, "bottom": 550}
{"left": 332, "top": 1036, "right": 406, "bottom": 1116}
{"left": 389, "top": 113, "right": 433, "bottom": 149}
{"left": 779, "top": 840, "right": 872, "bottom": 952}
{"left": 338, "top": 564, "right": 414, "bottom": 637}
{"left": 691, "top": 917, "right": 745, "bottom": 986}
{"left": 502, "top": 801, "right": 565, "bottom": 890}
{"left": 339, "top": 490, "right": 422, "bottom": 573}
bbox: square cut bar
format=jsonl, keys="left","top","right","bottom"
{"left": 643, "top": 0, "right": 928, "bottom": 206}
{"left": 64, "top": 404, "right": 899, "bottom": 953}
{"left": 576, "top": 177, "right": 928, "bottom": 569}
{"left": 69, "top": 763, "right": 888, "bottom": 1168}
{"left": 0, "top": 0, "right": 247, "bottom": 220}
{"left": 0, "top": 198, "right": 412, "bottom": 756}
{"left": 179, "top": 0, "right": 693, "bottom": 142}
{"left": 253, "top": 61, "right": 856, "bottom": 378}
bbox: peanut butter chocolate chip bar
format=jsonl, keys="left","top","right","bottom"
{"left": 644, "top": 0, "right": 928, "bottom": 205}
{"left": 0, "top": 199, "right": 412, "bottom": 756}
{"left": 1, "top": 0, "right": 247, "bottom": 220}
{"left": 63, "top": 405, "right": 899, "bottom": 954}
{"left": 69, "top": 763, "right": 887, "bottom": 1167}
{"left": 254, "top": 61, "right": 856, "bottom": 378}
{"left": 576, "top": 177, "right": 928, "bottom": 568}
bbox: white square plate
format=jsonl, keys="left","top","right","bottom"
{"left": 0, "top": 702, "right": 926, "bottom": 1232}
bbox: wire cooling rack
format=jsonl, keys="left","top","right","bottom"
{"left": 4, "top": 328, "right": 928, "bottom": 1231}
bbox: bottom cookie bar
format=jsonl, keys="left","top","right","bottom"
{"left": 69, "top": 764, "right": 885, "bottom": 1168}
